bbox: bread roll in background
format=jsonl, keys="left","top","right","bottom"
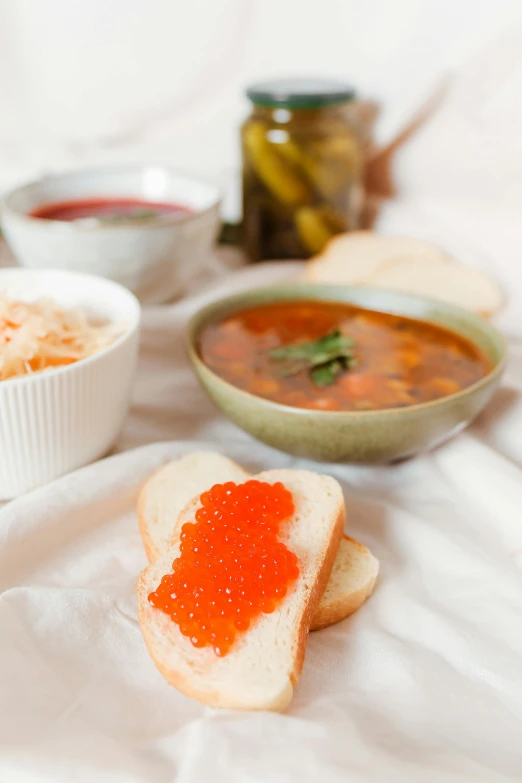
{"left": 303, "top": 231, "right": 503, "bottom": 318}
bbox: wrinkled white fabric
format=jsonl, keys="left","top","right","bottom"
{"left": 0, "top": 261, "right": 521, "bottom": 783}
{"left": 1, "top": 2, "right": 522, "bottom": 777}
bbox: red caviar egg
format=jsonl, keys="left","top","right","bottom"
{"left": 148, "top": 480, "right": 299, "bottom": 656}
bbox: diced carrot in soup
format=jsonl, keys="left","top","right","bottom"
{"left": 306, "top": 397, "right": 341, "bottom": 411}
{"left": 338, "top": 373, "right": 381, "bottom": 399}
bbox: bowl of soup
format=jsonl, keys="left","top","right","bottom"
{"left": 187, "top": 285, "right": 506, "bottom": 463}
{"left": 1, "top": 165, "right": 221, "bottom": 304}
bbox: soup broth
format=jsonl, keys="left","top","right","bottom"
{"left": 199, "top": 300, "right": 491, "bottom": 412}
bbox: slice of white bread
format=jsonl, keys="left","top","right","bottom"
{"left": 138, "top": 453, "right": 379, "bottom": 630}
{"left": 138, "top": 452, "right": 249, "bottom": 563}
{"left": 304, "top": 231, "right": 453, "bottom": 285}
{"left": 365, "top": 257, "right": 503, "bottom": 318}
{"left": 303, "top": 231, "right": 502, "bottom": 317}
{"left": 310, "top": 535, "right": 379, "bottom": 631}
{"left": 137, "top": 469, "right": 345, "bottom": 710}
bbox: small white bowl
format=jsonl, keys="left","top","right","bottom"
{"left": 0, "top": 268, "right": 140, "bottom": 498}
{"left": 1, "top": 165, "right": 222, "bottom": 305}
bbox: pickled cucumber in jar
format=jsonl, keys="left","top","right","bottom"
{"left": 241, "top": 78, "right": 364, "bottom": 261}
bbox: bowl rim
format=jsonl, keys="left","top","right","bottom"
{"left": 1, "top": 164, "right": 222, "bottom": 231}
{"left": 0, "top": 267, "right": 141, "bottom": 388}
{"left": 186, "top": 283, "right": 508, "bottom": 419}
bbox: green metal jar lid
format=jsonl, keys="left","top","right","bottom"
{"left": 246, "top": 77, "right": 355, "bottom": 109}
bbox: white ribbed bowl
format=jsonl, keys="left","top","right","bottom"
{"left": 0, "top": 268, "right": 141, "bottom": 498}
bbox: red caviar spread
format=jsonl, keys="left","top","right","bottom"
{"left": 148, "top": 480, "right": 299, "bottom": 656}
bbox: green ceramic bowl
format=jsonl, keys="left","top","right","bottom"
{"left": 186, "top": 285, "right": 507, "bottom": 463}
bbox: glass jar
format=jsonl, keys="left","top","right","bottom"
{"left": 241, "top": 78, "right": 364, "bottom": 261}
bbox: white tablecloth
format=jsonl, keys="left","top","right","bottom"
{"left": 1, "top": 261, "right": 522, "bottom": 783}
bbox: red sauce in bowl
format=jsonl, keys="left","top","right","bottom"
{"left": 30, "top": 198, "right": 192, "bottom": 222}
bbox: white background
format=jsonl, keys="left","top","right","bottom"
{"left": 1, "top": 0, "right": 522, "bottom": 331}
{"left": 0, "top": 0, "right": 519, "bottom": 183}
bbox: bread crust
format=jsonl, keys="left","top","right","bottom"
{"left": 289, "top": 504, "right": 344, "bottom": 683}
{"left": 310, "top": 536, "right": 379, "bottom": 631}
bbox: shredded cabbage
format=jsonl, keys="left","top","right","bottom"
{"left": 0, "top": 293, "right": 119, "bottom": 381}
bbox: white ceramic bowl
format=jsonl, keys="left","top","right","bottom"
{"left": 1, "top": 165, "right": 222, "bottom": 305}
{"left": 0, "top": 268, "right": 140, "bottom": 498}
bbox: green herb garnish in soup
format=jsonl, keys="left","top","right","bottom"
{"left": 198, "top": 300, "right": 491, "bottom": 412}
{"left": 268, "top": 329, "right": 356, "bottom": 386}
